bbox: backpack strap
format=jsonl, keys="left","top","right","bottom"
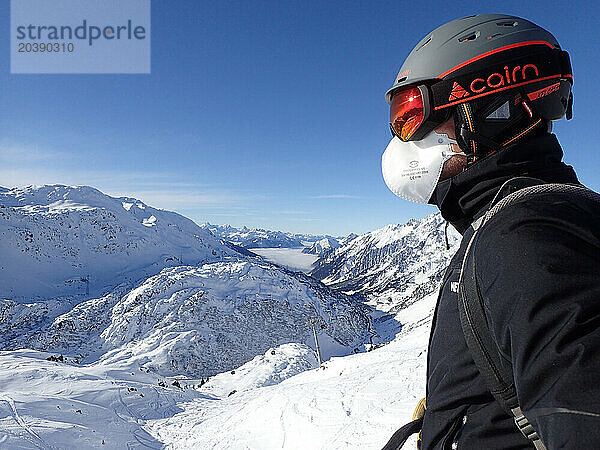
{"left": 458, "top": 178, "right": 600, "bottom": 449}
{"left": 381, "top": 418, "right": 423, "bottom": 450}
{"left": 381, "top": 398, "right": 426, "bottom": 450}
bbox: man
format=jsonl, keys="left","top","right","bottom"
{"left": 381, "top": 14, "right": 600, "bottom": 449}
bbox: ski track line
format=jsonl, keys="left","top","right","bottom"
{"left": 0, "top": 394, "right": 54, "bottom": 450}
{"left": 117, "top": 386, "right": 164, "bottom": 449}
{"left": 81, "top": 368, "right": 164, "bottom": 450}
{"left": 118, "top": 385, "right": 141, "bottom": 424}
{"left": 132, "top": 428, "right": 162, "bottom": 450}
{"left": 325, "top": 401, "right": 354, "bottom": 448}
{"left": 152, "top": 386, "right": 180, "bottom": 419}
{"left": 279, "top": 398, "right": 288, "bottom": 449}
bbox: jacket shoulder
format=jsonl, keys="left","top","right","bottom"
{"left": 469, "top": 187, "right": 600, "bottom": 351}
{"left": 478, "top": 187, "right": 600, "bottom": 245}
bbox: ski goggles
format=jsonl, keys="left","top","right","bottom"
{"left": 389, "top": 85, "right": 450, "bottom": 142}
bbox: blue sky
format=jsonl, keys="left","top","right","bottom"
{"left": 1, "top": 0, "right": 599, "bottom": 235}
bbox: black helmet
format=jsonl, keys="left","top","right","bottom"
{"left": 386, "top": 14, "right": 573, "bottom": 159}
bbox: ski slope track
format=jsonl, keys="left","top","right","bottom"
{"left": 0, "top": 349, "right": 199, "bottom": 449}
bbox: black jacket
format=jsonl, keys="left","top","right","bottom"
{"left": 421, "top": 134, "right": 600, "bottom": 449}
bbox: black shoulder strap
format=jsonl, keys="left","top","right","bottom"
{"left": 458, "top": 178, "right": 600, "bottom": 450}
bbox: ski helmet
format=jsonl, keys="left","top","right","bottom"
{"left": 386, "top": 14, "right": 573, "bottom": 160}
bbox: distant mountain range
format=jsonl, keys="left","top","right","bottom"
{"left": 201, "top": 222, "right": 343, "bottom": 249}
{"left": 302, "top": 236, "right": 342, "bottom": 257}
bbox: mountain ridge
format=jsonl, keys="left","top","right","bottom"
{"left": 202, "top": 222, "right": 343, "bottom": 249}
{"left": 310, "top": 213, "right": 460, "bottom": 311}
{"left": 0, "top": 183, "right": 453, "bottom": 449}
{"left": 0, "top": 184, "right": 241, "bottom": 300}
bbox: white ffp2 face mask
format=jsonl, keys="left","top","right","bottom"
{"left": 381, "top": 131, "right": 463, "bottom": 204}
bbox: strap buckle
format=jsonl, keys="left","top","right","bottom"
{"left": 514, "top": 412, "right": 540, "bottom": 441}
{"left": 511, "top": 407, "right": 547, "bottom": 449}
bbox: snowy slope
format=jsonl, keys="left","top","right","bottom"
{"left": 145, "top": 292, "right": 438, "bottom": 449}
{"left": 96, "top": 260, "right": 370, "bottom": 377}
{"left": 0, "top": 185, "right": 240, "bottom": 300}
{"left": 0, "top": 349, "right": 202, "bottom": 449}
{"left": 0, "top": 184, "right": 371, "bottom": 380}
{"left": 197, "top": 343, "right": 320, "bottom": 398}
{"left": 0, "top": 184, "right": 453, "bottom": 449}
{"left": 0, "top": 292, "right": 432, "bottom": 450}
{"left": 310, "top": 213, "right": 459, "bottom": 311}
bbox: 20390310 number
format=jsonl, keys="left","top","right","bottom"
{"left": 18, "top": 42, "right": 74, "bottom": 53}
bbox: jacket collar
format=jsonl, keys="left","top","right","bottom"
{"left": 429, "top": 134, "right": 580, "bottom": 234}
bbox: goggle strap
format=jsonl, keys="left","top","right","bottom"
{"left": 460, "top": 128, "right": 503, "bottom": 152}
{"left": 430, "top": 48, "right": 572, "bottom": 111}
{"left": 456, "top": 103, "right": 478, "bottom": 156}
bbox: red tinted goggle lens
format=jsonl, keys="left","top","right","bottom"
{"left": 389, "top": 86, "right": 425, "bottom": 141}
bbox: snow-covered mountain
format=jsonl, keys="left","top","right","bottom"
{"left": 2, "top": 260, "right": 370, "bottom": 379}
{"left": 201, "top": 223, "right": 303, "bottom": 248}
{"left": 195, "top": 342, "right": 320, "bottom": 398}
{"left": 302, "top": 236, "right": 342, "bottom": 257}
{"left": 0, "top": 185, "right": 371, "bottom": 380}
{"left": 310, "top": 213, "right": 460, "bottom": 311}
{"left": 340, "top": 232, "right": 359, "bottom": 245}
{"left": 201, "top": 223, "right": 339, "bottom": 249}
{"left": 0, "top": 185, "right": 240, "bottom": 300}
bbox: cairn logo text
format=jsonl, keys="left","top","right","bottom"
{"left": 16, "top": 20, "right": 147, "bottom": 46}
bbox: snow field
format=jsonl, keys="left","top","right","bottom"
{"left": 0, "top": 349, "right": 202, "bottom": 449}
{"left": 0, "top": 292, "right": 435, "bottom": 449}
